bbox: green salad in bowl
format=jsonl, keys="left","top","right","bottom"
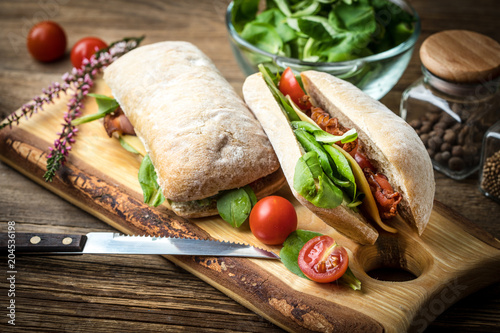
{"left": 226, "top": 0, "right": 420, "bottom": 99}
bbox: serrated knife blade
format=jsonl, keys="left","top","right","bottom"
{"left": 0, "top": 232, "right": 280, "bottom": 259}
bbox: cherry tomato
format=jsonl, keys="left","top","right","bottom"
{"left": 249, "top": 196, "right": 297, "bottom": 245}
{"left": 298, "top": 235, "right": 349, "bottom": 283}
{"left": 70, "top": 37, "right": 108, "bottom": 68}
{"left": 278, "top": 67, "right": 311, "bottom": 110}
{"left": 354, "top": 152, "right": 375, "bottom": 172}
{"left": 27, "top": 21, "right": 67, "bottom": 62}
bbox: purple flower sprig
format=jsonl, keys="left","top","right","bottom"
{"left": 0, "top": 83, "right": 68, "bottom": 130}
{"left": 0, "top": 36, "right": 144, "bottom": 181}
{"left": 44, "top": 36, "right": 144, "bottom": 181}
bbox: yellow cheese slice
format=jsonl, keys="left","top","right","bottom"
{"left": 331, "top": 145, "right": 397, "bottom": 234}
{"left": 120, "top": 134, "right": 147, "bottom": 156}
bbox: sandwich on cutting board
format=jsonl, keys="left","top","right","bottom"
{"left": 243, "top": 68, "right": 435, "bottom": 245}
{"left": 101, "top": 41, "right": 285, "bottom": 220}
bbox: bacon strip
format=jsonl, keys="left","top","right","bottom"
{"left": 103, "top": 107, "right": 136, "bottom": 137}
{"left": 307, "top": 105, "right": 401, "bottom": 220}
{"left": 310, "top": 107, "right": 358, "bottom": 156}
{"left": 364, "top": 168, "right": 402, "bottom": 219}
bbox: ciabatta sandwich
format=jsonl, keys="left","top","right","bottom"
{"left": 243, "top": 68, "right": 434, "bottom": 244}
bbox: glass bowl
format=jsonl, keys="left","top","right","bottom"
{"left": 225, "top": 0, "right": 421, "bottom": 100}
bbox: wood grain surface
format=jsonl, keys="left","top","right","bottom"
{"left": 1, "top": 0, "right": 499, "bottom": 332}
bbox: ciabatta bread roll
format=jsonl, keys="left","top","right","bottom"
{"left": 103, "top": 41, "right": 284, "bottom": 217}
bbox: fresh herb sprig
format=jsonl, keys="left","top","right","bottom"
{"left": 0, "top": 36, "right": 144, "bottom": 182}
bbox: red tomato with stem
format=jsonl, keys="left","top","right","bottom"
{"left": 298, "top": 236, "right": 349, "bottom": 283}
{"left": 249, "top": 196, "right": 297, "bottom": 245}
{"left": 278, "top": 67, "right": 311, "bottom": 110}
{"left": 70, "top": 37, "right": 108, "bottom": 68}
{"left": 27, "top": 21, "right": 67, "bottom": 62}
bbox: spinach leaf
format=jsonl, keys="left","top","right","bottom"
{"left": 217, "top": 186, "right": 256, "bottom": 228}
{"left": 323, "top": 144, "right": 356, "bottom": 198}
{"left": 232, "top": 0, "right": 415, "bottom": 64}
{"left": 72, "top": 93, "right": 120, "bottom": 125}
{"left": 138, "top": 154, "right": 165, "bottom": 207}
{"left": 298, "top": 16, "right": 338, "bottom": 41}
{"left": 257, "top": 8, "right": 298, "bottom": 43}
{"left": 280, "top": 229, "right": 323, "bottom": 278}
{"left": 290, "top": 1, "right": 321, "bottom": 18}
{"left": 241, "top": 22, "right": 284, "bottom": 55}
{"left": 291, "top": 120, "right": 320, "bottom": 133}
{"left": 293, "top": 151, "right": 343, "bottom": 208}
{"left": 231, "top": 0, "right": 260, "bottom": 32}
{"left": 294, "top": 129, "right": 337, "bottom": 181}
{"left": 291, "top": 121, "right": 358, "bottom": 144}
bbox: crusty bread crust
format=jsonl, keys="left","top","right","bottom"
{"left": 103, "top": 42, "right": 280, "bottom": 202}
{"left": 243, "top": 73, "right": 378, "bottom": 245}
{"left": 301, "top": 70, "right": 435, "bottom": 235}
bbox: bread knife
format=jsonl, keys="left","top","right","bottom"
{"left": 0, "top": 232, "right": 280, "bottom": 259}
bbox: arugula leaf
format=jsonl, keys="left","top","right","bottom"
{"left": 138, "top": 154, "right": 165, "bottom": 207}
{"left": 280, "top": 229, "right": 362, "bottom": 290}
{"left": 72, "top": 94, "right": 119, "bottom": 125}
{"left": 217, "top": 186, "right": 256, "bottom": 228}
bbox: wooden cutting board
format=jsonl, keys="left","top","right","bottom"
{"left": 1, "top": 78, "right": 499, "bottom": 333}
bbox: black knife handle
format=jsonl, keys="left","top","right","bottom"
{"left": 0, "top": 233, "right": 87, "bottom": 254}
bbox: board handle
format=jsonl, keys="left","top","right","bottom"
{"left": 0, "top": 232, "right": 87, "bottom": 254}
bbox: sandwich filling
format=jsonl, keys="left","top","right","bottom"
{"left": 307, "top": 103, "right": 402, "bottom": 220}
{"left": 258, "top": 65, "right": 400, "bottom": 232}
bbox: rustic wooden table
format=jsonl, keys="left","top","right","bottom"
{"left": 1, "top": 0, "right": 499, "bottom": 332}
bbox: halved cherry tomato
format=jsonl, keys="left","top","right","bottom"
{"left": 278, "top": 67, "right": 311, "bottom": 110}
{"left": 249, "top": 196, "right": 297, "bottom": 245}
{"left": 298, "top": 235, "right": 349, "bottom": 283}
{"left": 70, "top": 37, "right": 108, "bottom": 68}
{"left": 27, "top": 21, "right": 67, "bottom": 62}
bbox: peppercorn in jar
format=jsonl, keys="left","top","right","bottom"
{"left": 479, "top": 121, "right": 500, "bottom": 203}
{"left": 400, "top": 30, "right": 500, "bottom": 180}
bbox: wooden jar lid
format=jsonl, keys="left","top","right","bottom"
{"left": 420, "top": 30, "right": 500, "bottom": 83}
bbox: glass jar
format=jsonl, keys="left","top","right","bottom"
{"left": 400, "top": 30, "right": 500, "bottom": 180}
{"left": 479, "top": 121, "right": 500, "bottom": 203}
